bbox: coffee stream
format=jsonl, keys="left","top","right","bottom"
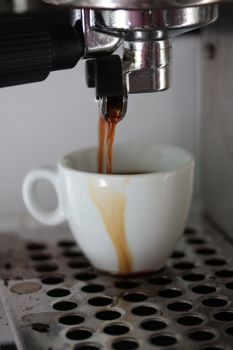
{"left": 89, "top": 96, "right": 133, "bottom": 275}
{"left": 98, "top": 116, "right": 107, "bottom": 174}
{"left": 98, "top": 96, "right": 123, "bottom": 174}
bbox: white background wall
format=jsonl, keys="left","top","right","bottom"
{"left": 0, "top": 35, "right": 200, "bottom": 216}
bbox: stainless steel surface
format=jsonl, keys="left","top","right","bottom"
{"left": 123, "top": 38, "right": 171, "bottom": 93}
{"left": 82, "top": 10, "right": 122, "bottom": 58}
{"left": 0, "top": 221, "right": 233, "bottom": 349}
{"left": 87, "top": 6, "right": 217, "bottom": 93}
{"left": 42, "top": 0, "right": 229, "bottom": 10}
{"left": 92, "top": 6, "right": 218, "bottom": 32}
{"left": 201, "top": 5, "right": 233, "bottom": 236}
{"left": 0, "top": 302, "right": 14, "bottom": 345}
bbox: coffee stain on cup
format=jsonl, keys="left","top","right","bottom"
{"left": 89, "top": 181, "right": 133, "bottom": 274}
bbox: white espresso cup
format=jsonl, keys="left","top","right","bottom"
{"left": 22, "top": 144, "right": 194, "bottom": 276}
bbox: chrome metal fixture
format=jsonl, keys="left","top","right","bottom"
{"left": 0, "top": 0, "right": 219, "bottom": 118}
{"left": 43, "top": 0, "right": 225, "bottom": 9}
{"left": 84, "top": 6, "right": 218, "bottom": 94}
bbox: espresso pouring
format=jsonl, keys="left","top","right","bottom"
{"left": 98, "top": 96, "right": 123, "bottom": 174}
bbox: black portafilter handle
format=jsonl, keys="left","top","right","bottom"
{"left": 0, "top": 15, "right": 84, "bottom": 88}
{"left": 85, "top": 55, "right": 124, "bottom": 98}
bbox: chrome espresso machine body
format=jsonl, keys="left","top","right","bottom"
{"left": 1, "top": 1, "right": 233, "bottom": 350}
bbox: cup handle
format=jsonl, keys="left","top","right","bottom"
{"left": 22, "top": 166, "right": 65, "bottom": 226}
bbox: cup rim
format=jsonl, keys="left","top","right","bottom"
{"left": 59, "top": 143, "right": 194, "bottom": 177}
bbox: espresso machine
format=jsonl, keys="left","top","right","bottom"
{"left": 0, "top": 0, "right": 219, "bottom": 116}
{"left": 0, "top": 1, "right": 233, "bottom": 349}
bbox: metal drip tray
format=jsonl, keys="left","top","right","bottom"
{"left": 0, "top": 221, "right": 233, "bottom": 350}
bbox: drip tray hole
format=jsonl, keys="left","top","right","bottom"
{"left": 47, "top": 288, "right": 70, "bottom": 297}
{"left": 30, "top": 254, "right": 51, "bottom": 261}
{"left": 149, "top": 276, "right": 172, "bottom": 285}
{"left": 26, "top": 243, "right": 46, "bottom": 250}
{"left": 150, "top": 334, "right": 177, "bottom": 346}
{"left": 112, "top": 339, "right": 139, "bottom": 350}
{"left": 202, "top": 297, "right": 227, "bottom": 308}
{"left": 66, "top": 328, "right": 92, "bottom": 340}
{"left": 184, "top": 227, "right": 197, "bottom": 235}
{"left": 141, "top": 319, "right": 167, "bottom": 331}
{"left": 182, "top": 273, "right": 205, "bottom": 282}
{"left": 159, "top": 288, "right": 182, "bottom": 298}
{"left": 35, "top": 264, "right": 58, "bottom": 273}
{"left": 88, "top": 296, "right": 113, "bottom": 306}
{"left": 104, "top": 323, "right": 130, "bottom": 335}
{"left": 53, "top": 301, "right": 77, "bottom": 311}
{"left": 167, "top": 301, "right": 192, "bottom": 312}
{"left": 187, "top": 238, "right": 206, "bottom": 245}
{"left": 215, "top": 269, "right": 233, "bottom": 278}
{"left": 171, "top": 251, "right": 185, "bottom": 258}
{"left": 192, "top": 285, "right": 216, "bottom": 294}
{"left": 225, "top": 326, "right": 233, "bottom": 336}
{"left": 58, "top": 240, "right": 76, "bottom": 247}
{"left": 74, "top": 273, "right": 97, "bottom": 281}
{"left": 213, "top": 311, "right": 233, "bottom": 322}
{"left": 123, "top": 293, "right": 148, "bottom": 302}
{"left": 82, "top": 284, "right": 105, "bottom": 293}
{"left": 41, "top": 276, "right": 64, "bottom": 285}
{"left": 96, "top": 310, "right": 121, "bottom": 320}
{"left": 195, "top": 248, "right": 216, "bottom": 255}
{"left": 173, "top": 262, "right": 195, "bottom": 270}
{"left": 177, "top": 314, "right": 204, "bottom": 326}
{"left": 188, "top": 330, "right": 215, "bottom": 341}
{"left": 115, "top": 281, "right": 139, "bottom": 289}
{"left": 59, "top": 314, "right": 84, "bottom": 325}
{"left": 131, "top": 305, "right": 157, "bottom": 316}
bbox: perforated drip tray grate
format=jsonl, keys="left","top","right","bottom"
{"left": 0, "top": 220, "right": 233, "bottom": 350}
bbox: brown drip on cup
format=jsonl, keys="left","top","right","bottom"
{"left": 89, "top": 183, "right": 133, "bottom": 274}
